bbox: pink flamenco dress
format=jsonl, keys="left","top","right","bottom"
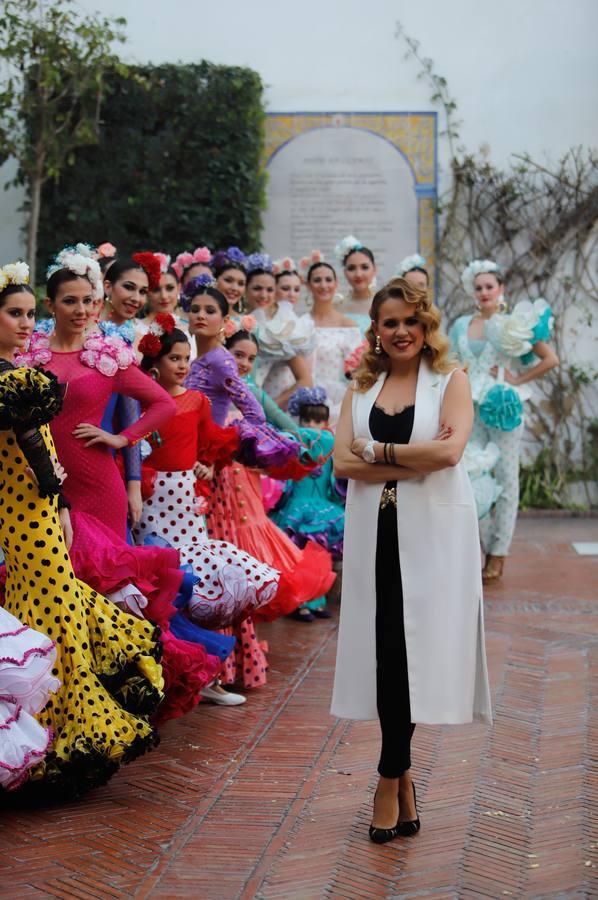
{"left": 185, "top": 347, "right": 303, "bottom": 688}
{"left": 16, "top": 333, "right": 221, "bottom": 724}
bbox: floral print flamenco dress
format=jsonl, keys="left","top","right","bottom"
{"left": 0, "top": 361, "right": 164, "bottom": 800}
{"left": 185, "top": 346, "right": 301, "bottom": 688}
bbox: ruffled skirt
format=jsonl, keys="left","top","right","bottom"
{"left": 0, "top": 607, "right": 59, "bottom": 790}
{"left": 69, "top": 510, "right": 221, "bottom": 723}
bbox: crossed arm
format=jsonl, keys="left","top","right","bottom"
{"left": 333, "top": 369, "right": 474, "bottom": 481}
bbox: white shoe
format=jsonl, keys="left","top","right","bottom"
{"left": 201, "top": 683, "right": 247, "bottom": 706}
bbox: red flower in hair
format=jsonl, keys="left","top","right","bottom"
{"left": 132, "top": 251, "right": 161, "bottom": 291}
{"left": 139, "top": 333, "right": 162, "bottom": 358}
{"left": 155, "top": 312, "right": 176, "bottom": 333}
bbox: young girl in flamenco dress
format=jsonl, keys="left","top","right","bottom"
{"left": 0, "top": 263, "right": 164, "bottom": 800}
{"left": 224, "top": 328, "right": 336, "bottom": 621}
{"left": 134, "top": 315, "right": 289, "bottom": 704}
{"left": 272, "top": 386, "right": 346, "bottom": 622}
{"left": 17, "top": 252, "right": 226, "bottom": 724}
{"left": 182, "top": 277, "right": 303, "bottom": 693}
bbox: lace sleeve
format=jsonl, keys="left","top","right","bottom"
{"left": 115, "top": 395, "right": 141, "bottom": 481}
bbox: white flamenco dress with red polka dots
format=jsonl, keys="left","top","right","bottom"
{"left": 133, "top": 470, "right": 280, "bottom": 629}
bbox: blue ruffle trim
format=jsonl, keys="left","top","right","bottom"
{"left": 479, "top": 384, "right": 523, "bottom": 432}
{"left": 520, "top": 307, "right": 553, "bottom": 364}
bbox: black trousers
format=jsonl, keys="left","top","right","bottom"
{"left": 375, "top": 498, "right": 415, "bottom": 778}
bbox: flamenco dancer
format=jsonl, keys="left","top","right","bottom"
{"left": 244, "top": 255, "right": 314, "bottom": 409}
{"left": 395, "top": 254, "right": 430, "bottom": 293}
{"left": 182, "top": 277, "right": 301, "bottom": 691}
{"left": 134, "top": 316, "right": 288, "bottom": 705}
{"left": 273, "top": 386, "right": 345, "bottom": 622}
{"left": 450, "top": 260, "right": 558, "bottom": 583}
{"left": 224, "top": 329, "right": 336, "bottom": 621}
{"left": 335, "top": 235, "right": 378, "bottom": 334}
{"left": 23, "top": 246, "right": 175, "bottom": 543}
{"left": 137, "top": 253, "right": 189, "bottom": 335}
{"left": 302, "top": 252, "right": 362, "bottom": 426}
{"left": 333, "top": 276, "right": 491, "bottom": 843}
{"left": 0, "top": 262, "right": 164, "bottom": 799}
{"left": 212, "top": 247, "right": 248, "bottom": 313}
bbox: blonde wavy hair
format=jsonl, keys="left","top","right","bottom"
{"left": 353, "top": 277, "right": 455, "bottom": 392}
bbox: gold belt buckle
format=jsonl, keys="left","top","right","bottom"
{"left": 380, "top": 486, "right": 397, "bottom": 509}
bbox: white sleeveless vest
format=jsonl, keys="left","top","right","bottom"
{"left": 331, "top": 360, "right": 492, "bottom": 725}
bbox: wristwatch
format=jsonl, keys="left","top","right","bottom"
{"left": 362, "top": 440, "right": 376, "bottom": 463}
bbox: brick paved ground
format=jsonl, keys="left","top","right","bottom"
{"left": 1, "top": 516, "right": 596, "bottom": 899}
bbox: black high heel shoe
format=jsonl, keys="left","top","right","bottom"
{"left": 397, "top": 782, "right": 420, "bottom": 837}
{"left": 369, "top": 790, "right": 401, "bottom": 844}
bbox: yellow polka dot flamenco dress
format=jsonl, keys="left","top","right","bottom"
{"left": 0, "top": 363, "right": 164, "bottom": 800}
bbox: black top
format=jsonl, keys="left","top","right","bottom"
{"left": 369, "top": 403, "right": 415, "bottom": 445}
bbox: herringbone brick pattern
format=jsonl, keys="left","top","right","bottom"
{"left": 1, "top": 517, "right": 596, "bottom": 898}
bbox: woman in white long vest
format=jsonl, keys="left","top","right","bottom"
{"left": 332, "top": 278, "right": 492, "bottom": 845}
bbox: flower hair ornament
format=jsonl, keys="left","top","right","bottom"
{"left": 179, "top": 273, "right": 217, "bottom": 312}
{"left": 396, "top": 253, "right": 427, "bottom": 277}
{"left": 224, "top": 314, "right": 258, "bottom": 339}
{"left": 172, "top": 246, "right": 213, "bottom": 280}
{"left": 212, "top": 247, "right": 248, "bottom": 271}
{"left": 299, "top": 250, "right": 324, "bottom": 274}
{"left": 461, "top": 259, "right": 501, "bottom": 295}
{"left": 94, "top": 242, "right": 117, "bottom": 259}
{"left": 334, "top": 235, "right": 364, "bottom": 264}
{"left": 0, "top": 261, "right": 29, "bottom": 291}
{"left": 245, "top": 252, "right": 273, "bottom": 274}
{"left": 272, "top": 257, "right": 297, "bottom": 276}
{"left": 47, "top": 244, "right": 104, "bottom": 301}
{"left": 138, "top": 313, "right": 176, "bottom": 358}
{"left": 287, "top": 385, "right": 328, "bottom": 418}
{"left": 154, "top": 252, "right": 171, "bottom": 274}
{"left": 132, "top": 251, "right": 161, "bottom": 292}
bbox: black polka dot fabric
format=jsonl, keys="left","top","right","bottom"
{"left": 0, "top": 424, "right": 164, "bottom": 798}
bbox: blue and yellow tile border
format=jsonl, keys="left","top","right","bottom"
{"left": 263, "top": 112, "right": 438, "bottom": 292}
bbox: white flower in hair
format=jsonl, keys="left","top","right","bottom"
{"left": 2, "top": 261, "right": 30, "bottom": 285}
{"left": 396, "top": 254, "right": 427, "bottom": 277}
{"left": 334, "top": 235, "right": 363, "bottom": 263}
{"left": 48, "top": 244, "right": 104, "bottom": 301}
{"left": 461, "top": 259, "right": 500, "bottom": 295}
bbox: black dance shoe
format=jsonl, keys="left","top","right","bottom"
{"left": 369, "top": 791, "right": 401, "bottom": 844}
{"left": 397, "top": 782, "right": 420, "bottom": 837}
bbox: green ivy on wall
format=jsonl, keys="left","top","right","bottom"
{"left": 36, "top": 61, "right": 266, "bottom": 272}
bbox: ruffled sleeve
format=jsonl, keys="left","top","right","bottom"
{"left": 0, "top": 364, "right": 64, "bottom": 430}
{"left": 254, "top": 306, "right": 316, "bottom": 361}
{"left": 0, "top": 362, "right": 66, "bottom": 501}
{"left": 486, "top": 300, "right": 554, "bottom": 361}
{"left": 194, "top": 394, "right": 240, "bottom": 471}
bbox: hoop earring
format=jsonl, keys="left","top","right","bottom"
{"left": 375, "top": 335, "right": 382, "bottom": 355}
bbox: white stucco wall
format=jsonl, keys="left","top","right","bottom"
{"left": 1, "top": 0, "right": 597, "bottom": 260}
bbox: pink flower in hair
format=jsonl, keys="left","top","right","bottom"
{"left": 299, "top": 257, "right": 310, "bottom": 269}
{"left": 282, "top": 258, "right": 293, "bottom": 270}
{"left": 224, "top": 318, "right": 238, "bottom": 338}
{"left": 97, "top": 242, "right": 117, "bottom": 258}
{"left": 155, "top": 252, "right": 171, "bottom": 273}
{"left": 240, "top": 315, "right": 257, "bottom": 333}
{"left": 312, "top": 250, "right": 322, "bottom": 263}
{"left": 192, "top": 246, "right": 212, "bottom": 264}
{"left": 173, "top": 251, "right": 193, "bottom": 279}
